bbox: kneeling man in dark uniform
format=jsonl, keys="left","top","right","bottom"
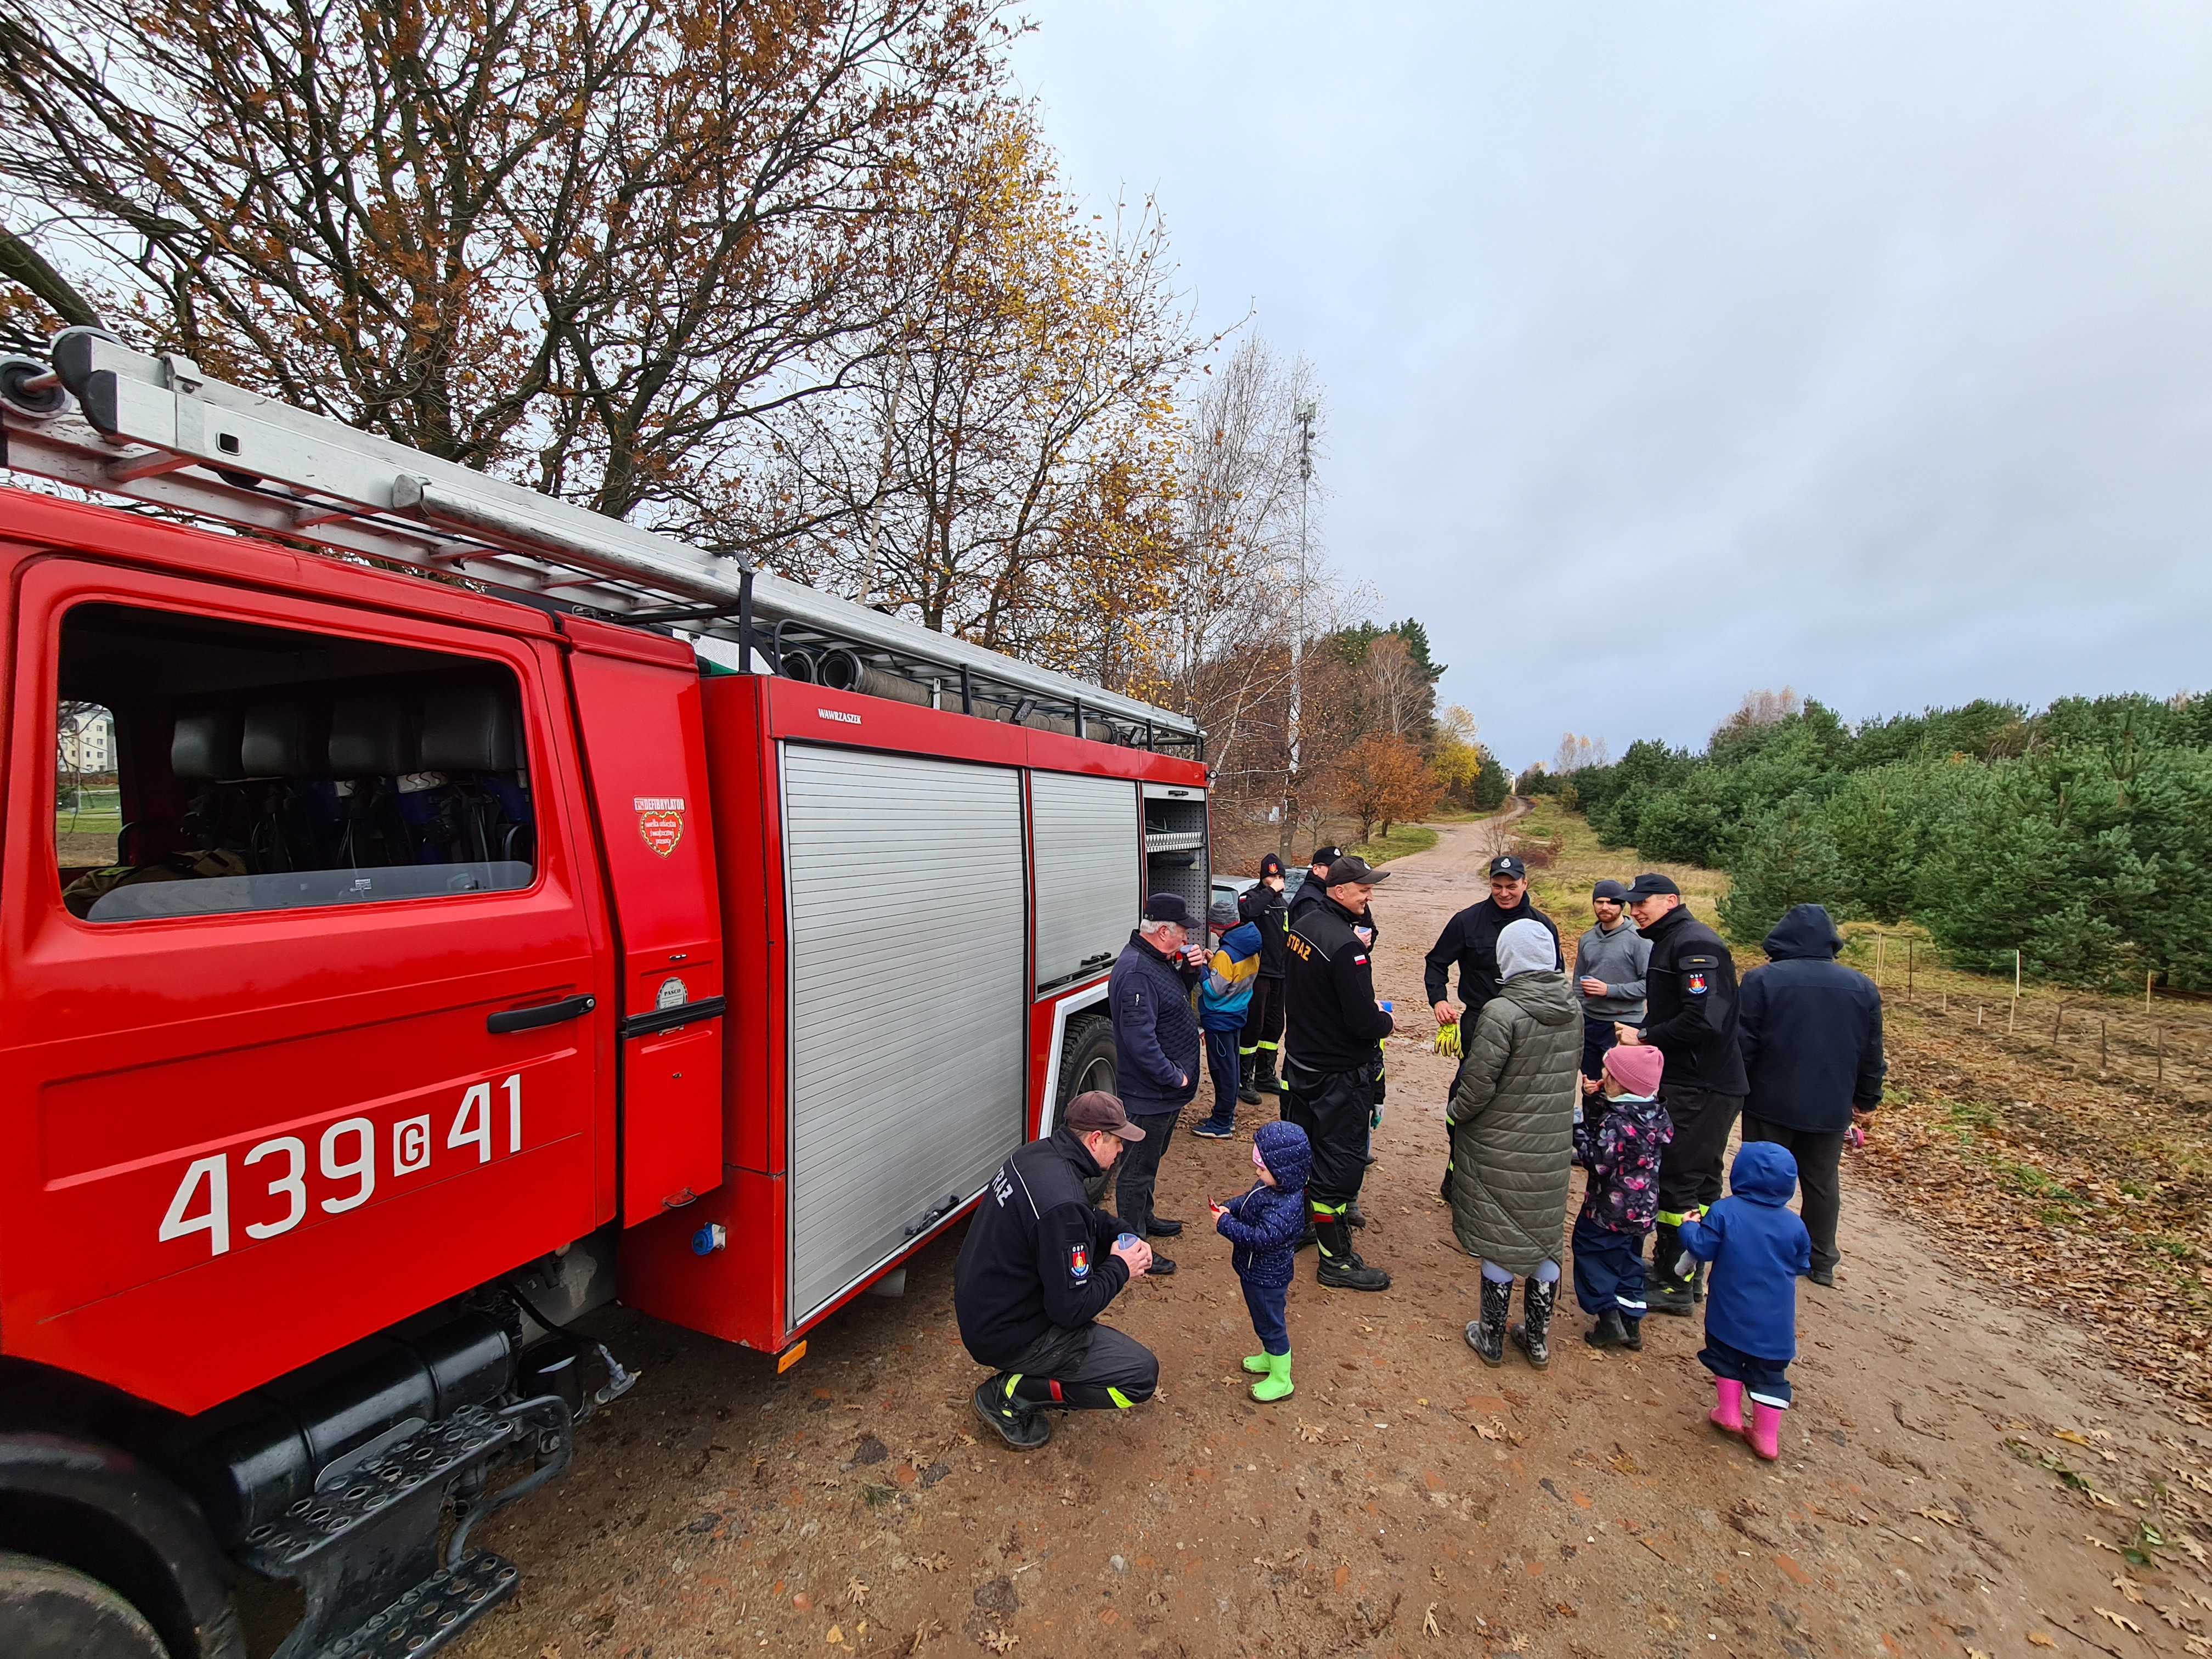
{"left": 955, "top": 1092, "right": 1160, "bottom": 1449}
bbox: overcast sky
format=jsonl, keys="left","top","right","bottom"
{"left": 1011, "top": 3, "right": 2212, "bottom": 769}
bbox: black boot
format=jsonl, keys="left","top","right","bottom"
{"left": 1314, "top": 1214, "right": 1390, "bottom": 1291}
{"left": 1296, "top": 1217, "right": 1318, "bottom": 1250}
{"left": 973, "top": 1374, "right": 1051, "bottom": 1450}
{"left": 1345, "top": 1199, "right": 1367, "bottom": 1229}
{"left": 1647, "top": 1224, "right": 1695, "bottom": 1317}
{"left": 1238, "top": 1052, "right": 1262, "bottom": 1105}
{"left": 1583, "top": 1307, "right": 1628, "bottom": 1348}
{"left": 1510, "top": 1277, "right": 1557, "bottom": 1370}
{"left": 1466, "top": 1276, "right": 1511, "bottom": 1365}
{"left": 1620, "top": 1313, "right": 1643, "bottom": 1351}
{"left": 1254, "top": 1048, "right": 1282, "bottom": 1095}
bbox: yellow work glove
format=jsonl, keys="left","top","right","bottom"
{"left": 1433, "top": 1021, "right": 1463, "bottom": 1059}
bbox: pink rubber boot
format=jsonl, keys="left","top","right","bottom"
{"left": 1708, "top": 1378, "right": 1744, "bottom": 1436}
{"left": 1748, "top": 1403, "right": 1783, "bottom": 1461}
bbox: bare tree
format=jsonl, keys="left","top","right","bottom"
{"left": 0, "top": 0, "right": 1007, "bottom": 528}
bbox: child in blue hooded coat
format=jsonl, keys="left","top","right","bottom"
{"left": 1677, "top": 1140, "right": 1811, "bottom": 1461}
{"left": 1211, "top": 1120, "right": 1312, "bottom": 1402}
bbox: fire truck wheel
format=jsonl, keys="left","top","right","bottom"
{"left": 1054, "top": 1015, "right": 1118, "bottom": 1131}
{"left": 0, "top": 1551, "right": 167, "bottom": 1659}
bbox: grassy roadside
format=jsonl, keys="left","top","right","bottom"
{"left": 1519, "top": 799, "right": 2212, "bottom": 1414}
{"left": 1347, "top": 823, "right": 1438, "bottom": 864}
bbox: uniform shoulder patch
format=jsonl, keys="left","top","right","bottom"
{"left": 1070, "top": 1243, "right": 1090, "bottom": 1281}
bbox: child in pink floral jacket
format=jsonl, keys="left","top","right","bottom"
{"left": 1569, "top": 1042, "right": 1672, "bottom": 1350}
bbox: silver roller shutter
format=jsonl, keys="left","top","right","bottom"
{"left": 781, "top": 745, "right": 1029, "bottom": 1322}
{"left": 1029, "top": 772, "right": 1140, "bottom": 996}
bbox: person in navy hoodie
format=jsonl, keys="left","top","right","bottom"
{"left": 1210, "top": 1121, "right": 1313, "bottom": 1402}
{"left": 1675, "top": 1141, "right": 1811, "bottom": 1461}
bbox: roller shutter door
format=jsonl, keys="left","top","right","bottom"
{"left": 781, "top": 745, "right": 1029, "bottom": 1321}
{"left": 1030, "top": 772, "right": 1140, "bottom": 996}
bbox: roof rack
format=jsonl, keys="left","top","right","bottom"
{"left": 0, "top": 331, "right": 1200, "bottom": 753}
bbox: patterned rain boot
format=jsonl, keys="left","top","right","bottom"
{"left": 1466, "top": 1276, "right": 1513, "bottom": 1367}
{"left": 1748, "top": 1403, "right": 1784, "bottom": 1461}
{"left": 1250, "top": 1351, "right": 1294, "bottom": 1403}
{"left": 1708, "top": 1378, "right": 1745, "bottom": 1438}
{"left": 1509, "top": 1276, "right": 1557, "bottom": 1370}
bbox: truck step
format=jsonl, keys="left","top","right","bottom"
{"left": 309, "top": 1549, "right": 518, "bottom": 1659}
{"left": 241, "top": 1403, "right": 517, "bottom": 1573}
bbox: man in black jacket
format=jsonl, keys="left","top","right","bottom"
{"left": 1425, "top": 853, "right": 1563, "bottom": 1035}
{"left": 1738, "top": 904, "right": 1885, "bottom": 1287}
{"left": 955, "top": 1092, "right": 1157, "bottom": 1449}
{"left": 1611, "top": 872, "right": 1748, "bottom": 1316}
{"left": 1287, "top": 845, "right": 1341, "bottom": 926}
{"left": 1106, "top": 894, "right": 1206, "bottom": 1271}
{"left": 1283, "top": 854, "right": 1396, "bottom": 1291}
{"left": 1237, "top": 854, "right": 1290, "bottom": 1103}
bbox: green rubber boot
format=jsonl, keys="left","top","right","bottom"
{"left": 1250, "top": 1351, "right": 1294, "bottom": 1403}
{"left": 1242, "top": 1352, "right": 1272, "bottom": 1375}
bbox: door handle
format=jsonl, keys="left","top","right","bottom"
{"left": 487, "top": 994, "right": 597, "bottom": 1034}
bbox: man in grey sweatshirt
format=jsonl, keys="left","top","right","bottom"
{"left": 1574, "top": 879, "right": 1651, "bottom": 1098}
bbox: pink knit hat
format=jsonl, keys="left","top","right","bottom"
{"left": 1602, "top": 1042, "right": 1664, "bottom": 1097}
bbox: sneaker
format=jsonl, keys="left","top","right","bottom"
{"left": 973, "top": 1378, "right": 1050, "bottom": 1450}
{"left": 1191, "top": 1121, "right": 1236, "bottom": 1139}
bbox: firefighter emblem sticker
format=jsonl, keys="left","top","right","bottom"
{"left": 1069, "top": 1243, "right": 1089, "bottom": 1282}
{"left": 635, "top": 796, "right": 685, "bottom": 856}
{"left": 1685, "top": 972, "right": 1708, "bottom": 995}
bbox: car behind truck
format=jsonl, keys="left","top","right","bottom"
{"left": 0, "top": 333, "right": 1210, "bottom": 1659}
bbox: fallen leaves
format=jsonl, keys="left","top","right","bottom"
{"left": 1912, "top": 1506, "right": 1962, "bottom": 1528}
{"left": 980, "top": 1630, "right": 1019, "bottom": 1654}
{"left": 1421, "top": 1603, "right": 1441, "bottom": 1638}
{"left": 847, "top": 1577, "right": 868, "bottom": 1607}
{"left": 2027, "top": 1635, "right": 2056, "bottom": 1649}
{"left": 2096, "top": 1606, "right": 2145, "bottom": 1634}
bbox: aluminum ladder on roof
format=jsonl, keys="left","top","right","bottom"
{"left": 0, "top": 330, "right": 1200, "bottom": 752}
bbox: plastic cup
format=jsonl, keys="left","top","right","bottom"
{"left": 1115, "top": 1232, "right": 1140, "bottom": 1251}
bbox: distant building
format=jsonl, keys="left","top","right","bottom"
{"left": 58, "top": 706, "right": 115, "bottom": 774}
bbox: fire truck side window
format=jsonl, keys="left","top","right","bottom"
{"left": 54, "top": 603, "right": 537, "bottom": 923}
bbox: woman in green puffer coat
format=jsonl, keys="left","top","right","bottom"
{"left": 1447, "top": 917, "right": 1582, "bottom": 1370}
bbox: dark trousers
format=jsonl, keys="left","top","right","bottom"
{"left": 1741, "top": 1114, "right": 1846, "bottom": 1274}
{"left": 1655, "top": 1084, "right": 1745, "bottom": 1222}
{"left": 1239, "top": 977, "right": 1284, "bottom": 1059}
{"left": 1242, "top": 1279, "right": 1289, "bottom": 1356}
{"left": 1699, "top": 1333, "right": 1791, "bottom": 1408}
{"left": 1280, "top": 1058, "right": 1376, "bottom": 1206}
{"left": 1579, "top": 1014, "right": 1623, "bottom": 1082}
{"left": 1571, "top": 1211, "right": 1648, "bottom": 1316}
{"left": 1003, "top": 1321, "right": 1159, "bottom": 1411}
{"left": 1651, "top": 1084, "right": 1744, "bottom": 1289}
{"left": 1114, "top": 1108, "right": 1179, "bottom": 1234}
{"left": 1203, "top": 1027, "right": 1242, "bottom": 1128}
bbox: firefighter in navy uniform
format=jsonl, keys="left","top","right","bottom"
{"left": 1610, "top": 872, "right": 1748, "bottom": 1316}
{"left": 1236, "top": 853, "right": 1291, "bottom": 1103}
{"left": 1282, "top": 854, "right": 1395, "bottom": 1291}
{"left": 955, "top": 1092, "right": 1159, "bottom": 1449}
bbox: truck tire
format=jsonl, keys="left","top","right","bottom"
{"left": 1052, "top": 1014, "right": 1116, "bottom": 1131}
{"left": 0, "top": 1552, "right": 166, "bottom": 1659}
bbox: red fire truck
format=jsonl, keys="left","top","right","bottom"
{"left": 0, "top": 332, "right": 1210, "bottom": 1659}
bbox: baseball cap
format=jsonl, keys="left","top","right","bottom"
{"left": 1209, "top": 896, "right": 1239, "bottom": 929}
{"left": 1601, "top": 1042, "right": 1664, "bottom": 1096}
{"left": 1619, "top": 872, "right": 1681, "bottom": 900}
{"left": 1144, "top": 893, "right": 1192, "bottom": 926}
{"left": 1325, "top": 854, "right": 1391, "bottom": 887}
{"left": 1592, "top": 878, "right": 1628, "bottom": 902}
{"left": 1258, "top": 853, "right": 1284, "bottom": 878}
{"left": 1310, "top": 845, "right": 1342, "bottom": 868}
{"left": 1487, "top": 854, "right": 1526, "bottom": 881}
{"left": 1066, "top": 1091, "right": 1147, "bottom": 1142}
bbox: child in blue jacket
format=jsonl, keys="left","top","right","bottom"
{"left": 1210, "top": 1120, "right": 1312, "bottom": 1401}
{"left": 1194, "top": 899, "right": 1263, "bottom": 1137}
{"left": 1677, "top": 1140, "right": 1812, "bottom": 1461}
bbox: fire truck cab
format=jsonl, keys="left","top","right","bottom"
{"left": 0, "top": 335, "right": 1207, "bottom": 1659}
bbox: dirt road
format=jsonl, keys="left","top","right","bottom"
{"left": 460, "top": 814, "right": 2212, "bottom": 1659}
